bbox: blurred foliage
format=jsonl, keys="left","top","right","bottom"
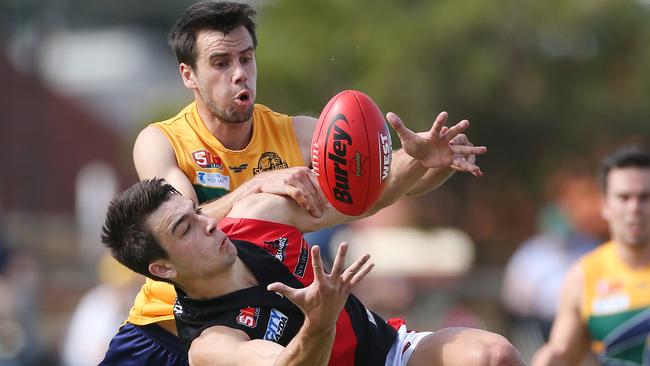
{"left": 4, "top": 0, "right": 650, "bottom": 261}
{"left": 252, "top": 0, "right": 650, "bottom": 261}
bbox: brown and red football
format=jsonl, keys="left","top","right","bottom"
{"left": 312, "top": 90, "right": 392, "bottom": 216}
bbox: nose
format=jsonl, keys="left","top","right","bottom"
{"left": 232, "top": 61, "right": 248, "bottom": 85}
{"left": 203, "top": 216, "right": 218, "bottom": 235}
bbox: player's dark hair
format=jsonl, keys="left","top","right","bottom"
{"left": 169, "top": 1, "right": 257, "bottom": 68}
{"left": 101, "top": 178, "right": 180, "bottom": 284}
{"left": 598, "top": 145, "right": 650, "bottom": 192}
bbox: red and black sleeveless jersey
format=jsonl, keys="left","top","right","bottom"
{"left": 174, "top": 218, "right": 397, "bottom": 365}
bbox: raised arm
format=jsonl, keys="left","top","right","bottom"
{"left": 532, "top": 262, "right": 592, "bottom": 366}
{"left": 231, "top": 112, "right": 484, "bottom": 232}
{"left": 188, "top": 244, "right": 373, "bottom": 366}
{"left": 133, "top": 125, "right": 326, "bottom": 219}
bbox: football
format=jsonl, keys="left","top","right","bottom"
{"left": 312, "top": 90, "right": 392, "bottom": 216}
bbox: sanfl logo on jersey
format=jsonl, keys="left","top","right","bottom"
{"left": 264, "top": 308, "right": 288, "bottom": 343}
{"left": 237, "top": 307, "right": 260, "bottom": 328}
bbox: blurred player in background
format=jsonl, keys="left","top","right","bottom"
{"left": 533, "top": 145, "right": 650, "bottom": 366}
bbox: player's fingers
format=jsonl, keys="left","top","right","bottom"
{"left": 341, "top": 254, "right": 371, "bottom": 283}
{"left": 330, "top": 242, "right": 349, "bottom": 277}
{"left": 285, "top": 185, "right": 309, "bottom": 212}
{"left": 386, "top": 112, "right": 414, "bottom": 142}
{"left": 450, "top": 161, "right": 484, "bottom": 177}
{"left": 349, "top": 262, "right": 375, "bottom": 287}
{"left": 429, "top": 111, "right": 448, "bottom": 137}
{"left": 310, "top": 245, "right": 326, "bottom": 282}
{"left": 451, "top": 145, "right": 487, "bottom": 156}
{"left": 307, "top": 169, "right": 329, "bottom": 211}
{"left": 267, "top": 282, "right": 296, "bottom": 298}
{"left": 443, "top": 120, "right": 470, "bottom": 141}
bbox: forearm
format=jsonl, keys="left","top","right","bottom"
{"left": 201, "top": 179, "right": 260, "bottom": 220}
{"left": 370, "top": 149, "right": 427, "bottom": 213}
{"left": 405, "top": 166, "right": 455, "bottom": 196}
{"left": 272, "top": 321, "right": 335, "bottom": 366}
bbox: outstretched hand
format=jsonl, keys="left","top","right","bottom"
{"left": 386, "top": 112, "right": 487, "bottom": 177}
{"left": 267, "top": 243, "right": 373, "bottom": 330}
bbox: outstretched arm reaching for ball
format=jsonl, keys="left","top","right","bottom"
{"left": 230, "top": 112, "right": 481, "bottom": 232}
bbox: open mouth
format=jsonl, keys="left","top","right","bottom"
{"left": 235, "top": 90, "right": 251, "bottom": 102}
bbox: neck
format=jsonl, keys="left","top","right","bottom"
{"left": 180, "top": 257, "right": 258, "bottom": 300}
{"left": 615, "top": 240, "right": 650, "bottom": 268}
{"left": 195, "top": 100, "right": 253, "bottom": 150}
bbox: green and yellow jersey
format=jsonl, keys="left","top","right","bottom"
{"left": 581, "top": 241, "right": 650, "bottom": 365}
{"left": 127, "top": 102, "right": 305, "bottom": 326}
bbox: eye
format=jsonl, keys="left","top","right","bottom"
{"left": 241, "top": 56, "right": 253, "bottom": 64}
{"left": 214, "top": 60, "right": 228, "bottom": 68}
{"left": 182, "top": 223, "right": 191, "bottom": 237}
{"left": 196, "top": 207, "right": 204, "bottom": 215}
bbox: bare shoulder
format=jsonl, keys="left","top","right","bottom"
{"left": 134, "top": 125, "right": 170, "bottom": 149}
{"left": 291, "top": 116, "right": 318, "bottom": 166}
{"left": 189, "top": 326, "right": 249, "bottom": 366}
{"left": 228, "top": 193, "right": 299, "bottom": 225}
{"left": 560, "top": 260, "right": 585, "bottom": 308}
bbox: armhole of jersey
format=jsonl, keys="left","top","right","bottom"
{"left": 153, "top": 124, "right": 188, "bottom": 176}
{"left": 285, "top": 115, "right": 305, "bottom": 166}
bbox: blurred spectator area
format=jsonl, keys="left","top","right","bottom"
{"left": 0, "top": 50, "right": 137, "bottom": 361}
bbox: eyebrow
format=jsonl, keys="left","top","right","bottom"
{"left": 170, "top": 201, "right": 196, "bottom": 235}
{"left": 208, "top": 46, "right": 255, "bottom": 59}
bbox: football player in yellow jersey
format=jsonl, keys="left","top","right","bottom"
{"left": 533, "top": 145, "right": 650, "bottom": 366}
{"left": 106, "top": 1, "right": 487, "bottom": 365}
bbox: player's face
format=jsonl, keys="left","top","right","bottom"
{"left": 146, "top": 195, "right": 237, "bottom": 282}
{"left": 602, "top": 167, "right": 650, "bottom": 247}
{"left": 189, "top": 26, "right": 257, "bottom": 123}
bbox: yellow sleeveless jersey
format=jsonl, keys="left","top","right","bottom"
{"left": 127, "top": 102, "right": 305, "bottom": 326}
{"left": 580, "top": 241, "right": 650, "bottom": 365}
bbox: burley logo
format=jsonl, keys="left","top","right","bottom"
{"left": 237, "top": 307, "right": 260, "bottom": 328}
{"left": 325, "top": 113, "right": 354, "bottom": 204}
{"left": 192, "top": 150, "right": 223, "bottom": 169}
{"left": 264, "top": 308, "right": 288, "bottom": 343}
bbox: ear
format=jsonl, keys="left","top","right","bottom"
{"left": 180, "top": 63, "right": 197, "bottom": 89}
{"left": 149, "top": 261, "right": 177, "bottom": 280}
{"left": 600, "top": 195, "right": 610, "bottom": 222}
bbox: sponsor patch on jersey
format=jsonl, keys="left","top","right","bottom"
{"left": 196, "top": 171, "right": 230, "bottom": 189}
{"left": 229, "top": 163, "right": 248, "bottom": 173}
{"left": 293, "top": 238, "right": 309, "bottom": 278}
{"left": 237, "top": 307, "right": 260, "bottom": 328}
{"left": 192, "top": 150, "right": 223, "bottom": 169}
{"left": 592, "top": 294, "right": 630, "bottom": 315}
{"left": 173, "top": 303, "right": 183, "bottom": 315}
{"left": 264, "top": 308, "right": 288, "bottom": 343}
{"left": 263, "top": 237, "right": 288, "bottom": 262}
{"left": 253, "top": 152, "right": 289, "bottom": 175}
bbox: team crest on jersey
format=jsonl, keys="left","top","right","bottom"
{"left": 263, "top": 237, "right": 288, "bottom": 262}
{"left": 229, "top": 163, "right": 248, "bottom": 173}
{"left": 237, "top": 307, "right": 260, "bottom": 328}
{"left": 173, "top": 303, "right": 183, "bottom": 315}
{"left": 196, "top": 171, "right": 230, "bottom": 189}
{"left": 264, "top": 308, "right": 288, "bottom": 343}
{"left": 192, "top": 150, "right": 223, "bottom": 169}
{"left": 253, "top": 152, "right": 288, "bottom": 175}
{"left": 293, "top": 238, "right": 309, "bottom": 278}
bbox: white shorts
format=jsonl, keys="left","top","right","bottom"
{"left": 385, "top": 325, "right": 433, "bottom": 366}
